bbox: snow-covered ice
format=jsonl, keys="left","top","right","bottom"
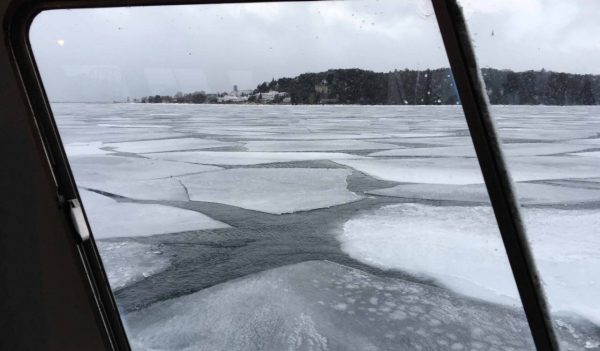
{"left": 369, "top": 182, "right": 600, "bottom": 205}
{"left": 148, "top": 151, "right": 363, "bottom": 166}
{"left": 369, "top": 143, "right": 591, "bottom": 157}
{"left": 64, "top": 142, "right": 114, "bottom": 157}
{"left": 179, "top": 168, "right": 361, "bottom": 214}
{"left": 106, "top": 137, "right": 238, "bottom": 154}
{"left": 570, "top": 151, "right": 600, "bottom": 158}
{"left": 50, "top": 103, "right": 600, "bottom": 348}
{"left": 124, "top": 261, "right": 595, "bottom": 351}
{"left": 500, "top": 128, "right": 599, "bottom": 141}
{"left": 69, "top": 155, "right": 221, "bottom": 201}
{"left": 336, "top": 156, "right": 600, "bottom": 184}
{"left": 385, "top": 136, "right": 471, "bottom": 146}
{"left": 97, "top": 240, "right": 170, "bottom": 290}
{"left": 230, "top": 132, "right": 392, "bottom": 140}
{"left": 340, "top": 203, "right": 600, "bottom": 324}
{"left": 79, "top": 177, "right": 190, "bottom": 201}
{"left": 80, "top": 190, "right": 229, "bottom": 238}
{"left": 69, "top": 155, "right": 221, "bottom": 182}
{"left": 244, "top": 139, "right": 400, "bottom": 152}
{"left": 335, "top": 158, "right": 485, "bottom": 184}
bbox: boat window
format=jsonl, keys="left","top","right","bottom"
{"left": 460, "top": 0, "right": 600, "bottom": 348}
{"left": 25, "top": 0, "right": 581, "bottom": 349}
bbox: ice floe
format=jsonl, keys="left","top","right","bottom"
{"left": 570, "top": 151, "right": 600, "bottom": 158}
{"left": 369, "top": 182, "right": 600, "bottom": 205}
{"left": 340, "top": 203, "right": 600, "bottom": 324}
{"left": 244, "top": 139, "right": 399, "bottom": 152}
{"left": 234, "top": 132, "right": 393, "bottom": 140}
{"left": 106, "top": 138, "right": 237, "bottom": 154}
{"left": 69, "top": 155, "right": 220, "bottom": 201}
{"left": 64, "top": 142, "right": 114, "bottom": 157}
{"left": 369, "top": 143, "right": 591, "bottom": 157}
{"left": 179, "top": 168, "right": 361, "bottom": 214}
{"left": 148, "top": 151, "right": 363, "bottom": 166}
{"left": 80, "top": 190, "right": 229, "bottom": 239}
{"left": 335, "top": 158, "right": 484, "bottom": 184}
{"left": 69, "top": 155, "right": 221, "bottom": 182}
{"left": 79, "top": 178, "right": 190, "bottom": 201}
{"left": 336, "top": 156, "right": 600, "bottom": 184}
{"left": 97, "top": 240, "right": 170, "bottom": 290}
{"left": 123, "top": 261, "right": 595, "bottom": 351}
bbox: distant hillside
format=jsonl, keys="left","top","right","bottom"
{"left": 255, "top": 68, "right": 600, "bottom": 105}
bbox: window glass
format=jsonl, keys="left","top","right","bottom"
{"left": 27, "top": 1, "right": 589, "bottom": 349}
{"left": 460, "top": 0, "right": 600, "bottom": 348}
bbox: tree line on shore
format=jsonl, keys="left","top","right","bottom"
{"left": 139, "top": 68, "right": 599, "bottom": 105}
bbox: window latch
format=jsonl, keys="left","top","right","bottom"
{"left": 68, "top": 199, "right": 90, "bottom": 242}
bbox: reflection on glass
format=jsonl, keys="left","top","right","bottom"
{"left": 461, "top": 0, "right": 600, "bottom": 348}
{"left": 29, "top": 1, "right": 600, "bottom": 349}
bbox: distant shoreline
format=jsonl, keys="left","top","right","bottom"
{"left": 51, "top": 101, "right": 600, "bottom": 107}
{"left": 135, "top": 67, "right": 600, "bottom": 106}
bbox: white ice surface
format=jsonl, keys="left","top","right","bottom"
{"left": 106, "top": 138, "right": 237, "bottom": 153}
{"left": 79, "top": 178, "right": 190, "bottom": 201}
{"left": 336, "top": 156, "right": 600, "bottom": 184}
{"left": 369, "top": 143, "right": 591, "bottom": 157}
{"left": 124, "top": 260, "right": 593, "bottom": 351}
{"left": 567, "top": 138, "right": 600, "bottom": 146}
{"left": 70, "top": 155, "right": 220, "bottom": 201}
{"left": 570, "top": 151, "right": 600, "bottom": 158}
{"left": 369, "top": 182, "right": 600, "bottom": 205}
{"left": 62, "top": 130, "right": 186, "bottom": 144}
{"left": 80, "top": 190, "right": 229, "bottom": 238}
{"left": 335, "top": 158, "right": 484, "bottom": 184}
{"left": 499, "top": 128, "right": 599, "bottom": 141}
{"left": 231, "top": 132, "right": 393, "bottom": 140}
{"left": 97, "top": 240, "right": 170, "bottom": 290}
{"left": 69, "top": 155, "right": 221, "bottom": 182}
{"left": 546, "top": 178, "right": 600, "bottom": 190}
{"left": 244, "top": 139, "right": 399, "bottom": 152}
{"left": 64, "top": 142, "right": 113, "bottom": 156}
{"left": 148, "top": 151, "right": 363, "bottom": 166}
{"left": 382, "top": 136, "right": 471, "bottom": 146}
{"left": 340, "top": 203, "right": 600, "bottom": 324}
{"left": 179, "top": 168, "right": 361, "bottom": 214}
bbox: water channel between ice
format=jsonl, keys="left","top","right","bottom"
{"left": 55, "top": 103, "right": 600, "bottom": 350}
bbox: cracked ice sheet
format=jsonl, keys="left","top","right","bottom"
{"left": 340, "top": 203, "right": 600, "bottom": 324}
{"left": 369, "top": 143, "right": 591, "bottom": 157}
{"left": 336, "top": 156, "right": 600, "bottom": 184}
{"left": 225, "top": 132, "right": 392, "bottom": 140}
{"left": 244, "top": 139, "right": 400, "bottom": 152}
{"left": 148, "top": 151, "right": 364, "bottom": 166}
{"left": 123, "top": 260, "right": 595, "bottom": 351}
{"left": 80, "top": 190, "right": 229, "bottom": 239}
{"left": 369, "top": 182, "right": 600, "bottom": 205}
{"left": 79, "top": 178, "right": 189, "bottom": 201}
{"left": 570, "top": 151, "right": 600, "bottom": 158}
{"left": 567, "top": 138, "right": 600, "bottom": 146}
{"left": 64, "top": 142, "right": 114, "bottom": 157}
{"left": 69, "top": 155, "right": 221, "bottom": 182}
{"left": 97, "top": 241, "right": 169, "bottom": 290}
{"left": 69, "top": 156, "right": 220, "bottom": 201}
{"left": 179, "top": 168, "right": 361, "bottom": 214}
{"left": 105, "top": 138, "right": 238, "bottom": 154}
{"left": 499, "top": 128, "right": 599, "bottom": 141}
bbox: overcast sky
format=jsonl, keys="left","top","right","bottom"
{"left": 29, "top": 0, "right": 600, "bottom": 102}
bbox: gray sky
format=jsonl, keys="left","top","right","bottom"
{"left": 29, "top": 0, "right": 600, "bottom": 102}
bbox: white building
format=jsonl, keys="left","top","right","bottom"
{"left": 257, "top": 91, "right": 288, "bottom": 103}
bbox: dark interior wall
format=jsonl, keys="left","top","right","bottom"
{"left": 0, "top": 0, "right": 110, "bottom": 349}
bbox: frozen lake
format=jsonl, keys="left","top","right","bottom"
{"left": 53, "top": 103, "right": 600, "bottom": 350}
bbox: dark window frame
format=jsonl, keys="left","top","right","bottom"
{"left": 2, "top": 0, "right": 559, "bottom": 349}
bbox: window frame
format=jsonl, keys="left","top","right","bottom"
{"left": 2, "top": 0, "right": 559, "bottom": 349}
